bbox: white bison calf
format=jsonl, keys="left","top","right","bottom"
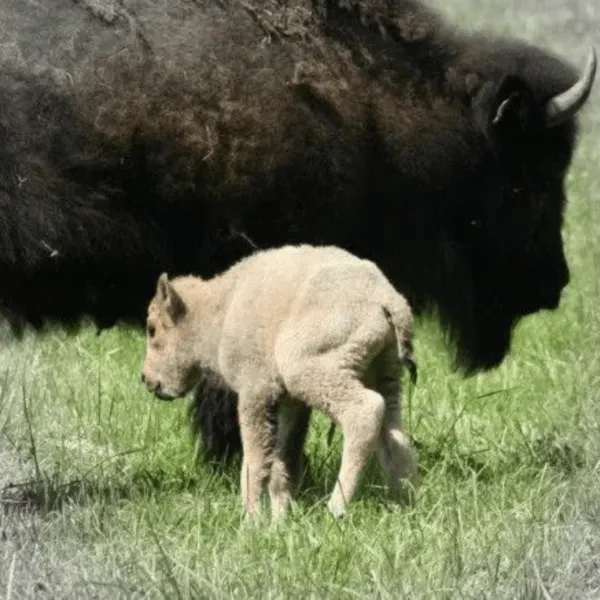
{"left": 141, "top": 244, "right": 418, "bottom": 520}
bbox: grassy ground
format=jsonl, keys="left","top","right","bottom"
{"left": 2, "top": 1, "right": 600, "bottom": 598}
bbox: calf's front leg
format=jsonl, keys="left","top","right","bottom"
{"left": 237, "top": 391, "right": 277, "bottom": 519}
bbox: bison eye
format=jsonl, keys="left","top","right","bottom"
{"left": 147, "top": 324, "right": 156, "bottom": 338}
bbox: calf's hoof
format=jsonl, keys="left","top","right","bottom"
{"left": 327, "top": 498, "right": 347, "bottom": 519}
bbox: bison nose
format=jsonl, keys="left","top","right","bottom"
{"left": 141, "top": 372, "right": 146, "bottom": 384}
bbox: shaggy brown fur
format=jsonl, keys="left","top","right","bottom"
{"left": 142, "top": 245, "right": 418, "bottom": 519}
{"left": 0, "top": 0, "right": 595, "bottom": 465}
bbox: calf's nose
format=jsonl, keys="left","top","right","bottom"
{"left": 141, "top": 372, "right": 162, "bottom": 394}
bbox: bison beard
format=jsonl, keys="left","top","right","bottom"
{"left": 0, "top": 0, "right": 595, "bottom": 464}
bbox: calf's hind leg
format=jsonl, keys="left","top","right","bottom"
{"left": 375, "top": 360, "right": 418, "bottom": 504}
{"left": 281, "top": 310, "right": 390, "bottom": 517}
{"left": 326, "top": 386, "right": 385, "bottom": 518}
{"left": 284, "top": 362, "right": 386, "bottom": 519}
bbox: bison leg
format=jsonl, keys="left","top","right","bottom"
{"left": 188, "top": 370, "right": 242, "bottom": 466}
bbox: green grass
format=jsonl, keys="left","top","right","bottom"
{"left": 3, "top": 310, "right": 599, "bottom": 600}
{"left": 2, "top": 2, "right": 600, "bottom": 598}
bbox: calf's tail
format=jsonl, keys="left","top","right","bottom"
{"left": 381, "top": 296, "right": 417, "bottom": 386}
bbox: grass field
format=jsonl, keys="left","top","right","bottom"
{"left": 1, "top": 1, "right": 600, "bottom": 598}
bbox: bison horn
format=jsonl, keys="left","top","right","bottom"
{"left": 545, "top": 46, "right": 597, "bottom": 128}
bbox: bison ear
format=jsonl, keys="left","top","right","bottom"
{"left": 156, "top": 273, "right": 187, "bottom": 323}
{"left": 474, "top": 75, "right": 538, "bottom": 141}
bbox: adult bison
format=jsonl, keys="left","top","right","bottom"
{"left": 0, "top": 1, "right": 596, "bottom": 463}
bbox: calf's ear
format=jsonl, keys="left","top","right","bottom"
{"left": 157, "top": 273, "right": 170, "bottom": 302}
{"left": 156, "top": 273, "right": 187, "bottom": 323}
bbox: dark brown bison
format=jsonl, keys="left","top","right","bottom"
{"left": 0, "top": 1, "right": 595, "bottom": 465}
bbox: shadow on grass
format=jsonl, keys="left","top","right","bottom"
{"left": 0, "top": 464, "right": 225, "bottom": 517}
{"left": 200, "top": 427, "right": 587, "bottom": 511}
{"left": 0, "top": 430, "right": 585, "bottom": 519}
{"left": 274, "top": 429, "right": 587, "bottom": 509}
{"left": 413, "top": 431, "right": 585, "bottom": 481}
